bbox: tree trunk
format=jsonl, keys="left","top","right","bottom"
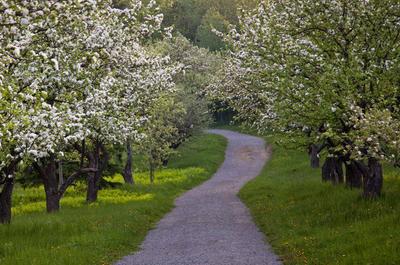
{"left": 122, "top": 141, "right": 134, "bottom": 185}
{"left": 35, "top": 155, "right": 62, "bottom": 213}
{"left": 86, "top": 172, "right": 98, "bottom": 203}
{"left": 86, "top": 142, "right": 100, "bottom": 203}
{"left": 363, "top": 158, "right": 383, "bottom": 198}
{"left": 322, "top": 157, "right": 344, "bottom": 184}
{"left": 149, "top": 162, "right": 155, "bottom": 184}
{"left": 162, "top": 159, "right": 169, "bottom": 167}
{"left": 58, "top": 160, "right": 64, "bottom": 189}
{"left": 86, "top": 141, "right": 109, "bottom": 203}
{"left": 309, "top": 144, "right": 320, "bottom": 168}
{"left": 345, "top": 161, "right": 363, "bottom": 189}
{"left": 80, "top": 139, "right": 86, "bottom": 168}
{"left": 45, "top": 193, "right": 61, "bottom": 213}
{"left": 0, "top": 177, "right": 14, "bottom": 224}
{"left": 0, "top": 160, "right": 18, "bottom": 224}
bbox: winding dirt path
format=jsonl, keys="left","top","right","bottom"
{"left": 115, "top": 129, "right": 282, "bottom": 265}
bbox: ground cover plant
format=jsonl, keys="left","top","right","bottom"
{"left": 0, "top": 133, "right": 227, "bottom": 265}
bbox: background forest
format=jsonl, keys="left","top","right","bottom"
{"left": 115, "top": 0, "right": 257, "bottom": 50}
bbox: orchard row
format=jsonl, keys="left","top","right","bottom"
{"left": 209, "top": 0, "right": 400, "bottom": 197}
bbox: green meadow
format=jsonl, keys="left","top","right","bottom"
{"left": 0, "top": 133, "right": 227, "bottom": 265}
{"left": 240, "top": 134, "right": 400, "bottom": 265}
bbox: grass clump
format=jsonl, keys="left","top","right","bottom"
{"left": 0, "top": 133, "right": 227, "bottom": 265}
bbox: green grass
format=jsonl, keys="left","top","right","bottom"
{"left": 0, "top": 133, "right": 227, "bottom": 265}
{"left": 239, "top": 135, "right": 400, "bottom": 265}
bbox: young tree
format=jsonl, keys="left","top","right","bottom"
{"left": 141, "top": 97, "right": 185, "bottom": 183}
{"left": 76, "top": 0, "right": 179, "bottom": 202}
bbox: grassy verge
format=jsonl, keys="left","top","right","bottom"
{"left": 0, "top": 133, "right": 227, "bottom": 265}
{"left": 239, "top": 134, "right": 400, "bottom": 265}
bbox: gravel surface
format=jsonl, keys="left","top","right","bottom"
{"left": 115, "top": 129, "right": 282, "bottom": 265}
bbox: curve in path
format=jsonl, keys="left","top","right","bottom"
{"left": 115, "top": 129, "right": 282, "bottom": 265}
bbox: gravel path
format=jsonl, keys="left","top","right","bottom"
{"left": 115, "top": 129, "right": 282, "bottom": 265}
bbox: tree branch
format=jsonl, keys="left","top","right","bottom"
{"left": 58, "top": 168, "right": 97, "bottom": 197}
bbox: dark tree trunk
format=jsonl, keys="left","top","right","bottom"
{"left": 35, "top": 155, "right": 61, "bottom": 213}
{"left": 86, "top": 143, "right": 100, "bottom": 203}
{"left": 43, "top": 156, "right": 60, "bottom": 213}
{"left": 363, "top": 158, "right": 383, "bottom": 198}
{"left": 0, "top": 159, "right": 19, "bottom": 224}
{"left": 80, "top": 139, "right": 86, "bottom": 168}
{"left": 322, "top": 157, "right": 344, "bottom": 184}
{"left": 34, "top": 155, "right": 96, "bottom": 209}
{"left": 0, "top": 177, "right": 14, "bottom": 224}
{"left": 149, "top": 162, "right": 155, "bottom": 184}
{"left": 46, "top": 193, "right": 61, "bottom": 213}
{"left": 345, "top": 161, "right": 363, "bottom": 189}
{"left": 122, "top": 141, "right": 134, "bottom": 185}
{"left": 34, "top": 151, "right": 97, "bottom": 212}
{"left": 86, "top": 172, "right": 98, "bottom": 203}
{"left": 308, "top": 144, "right": 320, "bottom": 168}
{"left": 162, "top": 159, "right": 169, "bottom": 167}
{"left": 86, "top": 141, "right": 109, "bottom": 203}
{"left": 58, "top": 160, "right": 64, "bottom": 189}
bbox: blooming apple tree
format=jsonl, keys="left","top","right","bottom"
{"left": 0, "top": 0, "right": 89, "bottom": 220}
{"left": 77, "top": 1, "right": 181, "bottom": 201}
{"left": 0, "top": 0, "right": 181, "bottom": 222}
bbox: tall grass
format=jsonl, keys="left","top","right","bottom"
{"left": 0, "top": 133, "right": 227, "bottom": 265}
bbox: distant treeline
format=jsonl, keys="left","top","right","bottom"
{"left": 114, "top": 0, "right": 258, "bottom": 51}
